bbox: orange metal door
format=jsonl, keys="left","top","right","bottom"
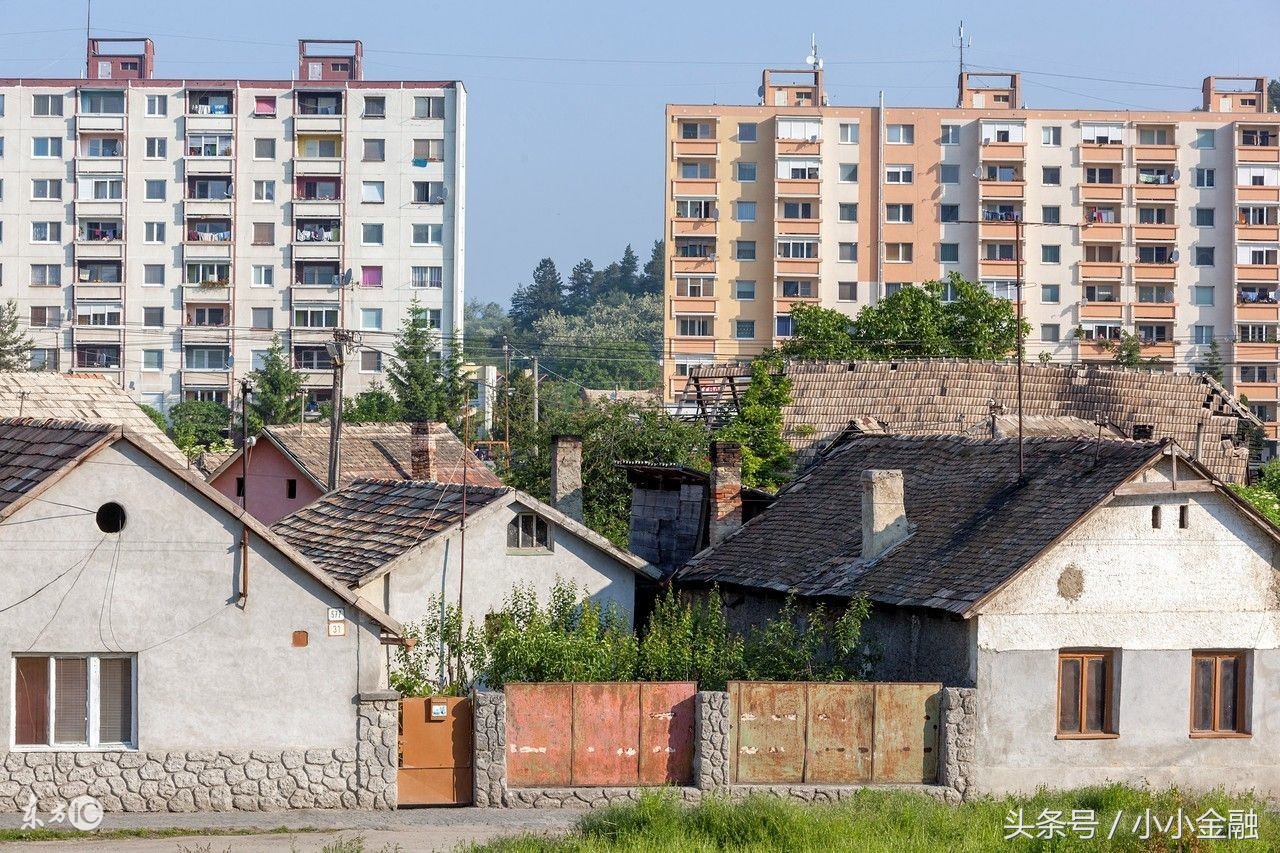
{"left": 398, "top": 696, "right": 474, "bottom": 806}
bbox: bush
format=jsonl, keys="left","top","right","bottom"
{"left": 389, "top": 595, "right": 486, "bottom": 697}
{"left": 638, "top": 586, "right": 742, "bottom": 690}
{"left": 741, "top": 594, "right": 874, "bottom": 682}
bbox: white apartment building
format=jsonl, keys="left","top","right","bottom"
{"left": 0, "top": 38, "right": 466, "bottom": 410}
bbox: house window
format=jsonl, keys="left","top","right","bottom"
{"left": 1041, "top": 284, "right": 1060, "bottom": 304}
{"left": 1192, "top": 286, "right": 1214, "bottom": 306}
{"left": 839, "top": 163, "right": 858, "bottom": 182}
{"left": 32, "top": 137, "right": 62, "bottom": 158}
{"left": 360, "top": 308, "right": 383, "bottom": 331}
{"left": 31, "top": 263, "right": 63, "bottom": 287}
{"left": 676, "top": 316, "right": 712, "bottom": 337}
{"left": 252, "top": 265, "right": 274, "bottom": 287}
{"left": 363, "top": 96, "right": 386, "bottom": 118}
{"left": 144, "top": 180, "right": 165, "bottom": 201}
{"left": 676, "top": 277, "right": 713, "bottom": 297}
{"left": 286, "top": 479, "right": 298, "bottom": 499}
{"left": 360, "top": 350, "right": 383, "bottom": 373}
{"left": 13, "top": 655, "right": 135, "bottom": 748}
{"left": 738, "top": 122, "right": 757, "bottom": 142}
{"left": 939, "top": 243, "right": 959, "bottom": 263}
{"left": 1042, "top": 167, "right": 1061, "bottom": 186}
{"left": 507, "top": 512, "right": 551, "bottom": 551}
{"left": 1057, "top": 650, "right": 1115, "bottom": 737}
{"left": 885, "top": 243, "right": 913, "bottom": 263}
{"left": 32, "top": 94, "right": 64, "bottom": 116}
{"left": 1194, "top": 247, "right": 1215, "bottom": 266}
{"left": 144, "top": 94, "right": 166, "bottom": 116}
{"left": 940, "top": 204, "right": 959, "bottom": 223}
{"left": 410, "top": 266, "right": 443, "bottom": 289}
{"left": 939, "top": 164, "right": 960, "bottom": 184}
{"left": 1196, "top": 129, "right": 1215, "bottom": 149}
{"left": 838, "top": 281, "right": 858, "bottom": 301}
{"left": 885, "top": 203, "right": 911, "bottom": 223}
{"left": 775, "top": 315, "right": 794, "bottom": 337}
{"left": 1193, "top": 325, "right": 1215, "bottom": 345}
{"left": 885, "top": 165, "right": 913, "bottom": 184}
{"left": 839, "top": 242, "right": 857, "bottom": 262}
{"left": 1194, "top": 168, "right": 1215, "bottom": 188}
{"left": 1179, "top": 505, "right": 1190, "bottom": 529}
{"left": 145, "top": 137, "right": 166, "bottom": 158}
{"left": 839, "top": 203, "right": 859, "bottom": 222}
{"left": 142, "top": 350, "right": 163, "bottom": 371}
{"left": 143, "top": 265, "right": 164, "bottom": 286}
{"left": 734, "top": 280, "right": 755, "bottom": 300}
{"left": 1191, "top": 651, "right": 1248, "bottom": 736}
{"left": 1195, "top": 207, "right": 1215, "bottom": 227}
{"left": 1152, "top": 505, "right": 1162, "bottom": 527}
{"left": 144, "top": 222, "right": 165, "bottom": 243}
{"left": 735, "top": 241, "right": 756, "bottom": 261}
{"left": 1042, "top": 126, "right": 1062, "bottom": 146}
{"left": 412, "top": 138, "right": 444, "bottom": 161}
{"left": 414, "top": 96, "right": 446, "bottom": 119}
{"left": 1041, "top": 324, "right": 1060, "bottom": 343}
{"left": 412, "top": 181, "right": 445, "bottom": 204}
{"left": 839, "top": 123, "right": 858, "bottom": 144}
{"left": 1042, "top": 206, "right": 1060, "bottom": 224}
{"left": 735, "top": 201, "right": 756, "bottom": 222}
{"left": 142, "top": 306, "right": 164, "bottom": 327}
{"left": 361, "top": 223, "right": 384, "bottom": 245}
{"left": 1042, "top": 245, "right": 1060, "bottom": 264}
{"left": 412, "top": 223, "right": 444, "bottom": 244}
{"left": 361, "top": 181, "right": 386, "bottom": 203}
{"left": 735, "top": 162, "right": 756, "bottom": 182}
{"left": 941, "top": 124, "right": 960, "bottom": 145}
{"left": 253, "top": 180, "right": 275, "bottom": 202}
{"left": 250, "top": 307, "right": 273, "bottom": 330}
{"left": 252, "top": 223, "right": 275, "bottom": 246}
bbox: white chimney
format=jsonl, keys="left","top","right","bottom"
{"left": 861, "top": 469, "right": 909, "bottom": 561}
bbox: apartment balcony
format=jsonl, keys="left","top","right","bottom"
{"left": 1237, "top": 264, "right": 1280, "bottom": 282}
{"left": 73, "top": 240, "right": 124, "bottom": 260}
{"left": 667, "top": 335, "right": 717, "bottom": 355}
{"left": 180, "top": 369, "right": 231, "bottom": 389}
{"left": 293, "top": 157, "right": 344, "bottom": 177}
{"left": 1077, "top": 340, "right": 1117, "bottom": 359}
{"left": 1079, "top": 300, "right": 1124, "bottom": 320}
{"left": 671, "top": 256, "right": 717, "bottom": 275}
{"left": 294, "top": 114, "right": 344, "bottom": 134}
{"left": 1133, "top": 144, "right": 1179, "bottom": 163}
{"left": 75, "top": 115, "right": 125, "bottom": 133}
{"left": 1080, "top": 184, "right": 1124, "bottom": 203}
{"left": 73, "top": 283, "right": 123, "bottom": 301}
{"left": 71, "top": 326, "right": 124, "bottom": 345}
{"left": 1078, "top": 261, "right": 1124, "bottom": 279}
{"left": 181, "top": 326, "right": 232, "bottom": 346}
{"left": 671, "top": 178, "right": 718, "bottom": 196}
{"left": 185, "top": 157, "right": 233, "bottom": 176}
{"left": 1239, "top": 224, "right": 1280, "bottom": 242}
{"left": 980, "top": 141, "right": 1026, "bottom": 161}
{"left": 979, "top": 221, "right": 1021, "bottom": 240}
{"left": 670, "top": 297, "right": 717, "bottom": 315}
{"left": 1132, "top": 301, "right": 1177, "bottom": 321}
{"left": 184, "top": 199, "right": 234, "bottom": 218}
{"left": 290, "top": 328, "right": 337, "bottom": 346}
{"left": 1236, "top": 146, "right": 1280, "bottom": 164}
{"left": 185, "top": 114, "right": 234, "bottom": 133}
{"left": 1080, "top": 222, "right": 1124, "bottom": 242}
{"left": 977, "top": 180, "right": 1024, "bottom": 200}
{"left": 183, "top": 243, "right": 233, "bottom": 263}
{"left": 1237, "top": 186, "right": 1280, "bottom": 203}
{"left": 290, "top": 282, "right": 341, "bottom": 302}
{"left": 1132, "top": 223, "right": 1177, "bottom": 242}
{"left": 292, "top": 242, "right": 342, "bottom": 261}
{"left": 183, "top": 283, "right": 230, "bottom": 303}
{"left": 75, "top": 157, "right": 124, "bottom": 176}
{"left": 1139, "top": 340, "right": 1176, "bottom": 359}
{"left": 671, "top": 218, "right": 717, "bottom": 238}
{"left": 291, "top": 199, "right": 343, "bottom": 218}
{"left": 75, "top": 200, "right": 125, "bottom": 218}
{"left": 775, "top": 178, "right": 820, "bottom": 196}
{"left": 1234, "top": 382, "right": 1278, "bottom": 402}
{"left": 775, "top": 258, "right": 820, "bottom": 275}
{"left": 1132, "top": 262, "right": 1177, "bottom": 281}
{"left": 1132, "top": 183, "right": 1177, "bottom": 203}
{"left": 979, "top": 258, "right": 1019, "bottom": 278}
{"left": 1235, "top": 342, "right": 1280, "bottom": 361}
{"left": 1080, "top": 143, "right": 1124, "bottom": 163}
{"left": 1237, "top": 303, "right": 1280, "bottom": 322}
{"left": 775, "top": 139, "right": 821, "bottom": 156}
{"left": 776, "top": 218, "right": 820, "bottom": 236}
{"left": 671, "top": 140, "right": 718, "bottom": 158}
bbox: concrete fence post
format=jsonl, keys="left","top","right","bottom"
{"left": 693, "top": 691, "right": 731, "bottom": 791}
{"left": 937, "top": 687, "right": 977, "bottom": 800}
{"left": 472, "top": 690, "right": 507, "bottom": 807}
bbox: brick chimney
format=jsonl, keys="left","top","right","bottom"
{"left": 861, "top": 469, "right": 909, "bottom": 561}
{"left": 550, "top": 435, "right": 584, "bottom": 522}
{"left": 709, "top": 441, "right": 743, "bottom": 546}
{"left": 409, "top": 422, "right": 438, "bottom": 481}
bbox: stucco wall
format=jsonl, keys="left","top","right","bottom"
{"left": 209, "top": 441, "right": 322, "bottom": 527}
{"left": 973, "top": 468, "right": 1280, "bottom": 796}
{"left": 0, "top": 442, "right": 386, "bottom": 774}
{"left": 865, "top": 607, "right": 975, "bottom": 687}
{"left": 361, "top": 498, "right": 639, "bottom": 628}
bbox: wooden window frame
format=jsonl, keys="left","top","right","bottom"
{"left": 1056, "top": 650, "right": 1117, "bottom": 739}
{"left": 1190, "top": 650, "right": 1250, "bottom": 738}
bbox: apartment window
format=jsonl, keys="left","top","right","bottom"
{"left": 248, "top": 95, "right": 275, "bottom": 117}
{"left": 30, "top": 264, "right": 61, "bottom": 286}
{"left": 735, "top": 241, "right": 756, "bottom": 261}
{"left": 882, "top": 203, "right": 910, "bottom": 224}
{"left": 1188, "top": 207, "right": 1215, "bottom": 228}
{"left": 76, "top": 304, "right": 122, "bottom": 326}
{"left": 362, "top": 223, "right": 384, "bottom": 245}
{"left": 885, "top": 243, "right": 913, "bottom": 263}
{"left": 737, "top": 122, "right": 757, "bottom": 142}
{"left": 410, "top": 266, "right": 443, "bottom": 288}
{"left": 252, "top": 223, "right": 275, "bottom": 246}
{"left": 31, "top": 179, "right": 61, "bottom": 200}
{"left": 734, "top": 280, "right": 755, "bottom": 300}
{"left": 734, "top": 161, "right": 757, "bottom": 183}
{"left": 32, "top": 94, "right": 63, "bottom": 116}
{"left": 363, "top": 138, "right": 386, "bottom": 162}
{"left": 839, "top": 163, "right": 858, "bottom": 183}
{"left": 252, "top": 265, "right": 274, "bottom": 287}
{"left": 939, "top": 204, "right": 960, "bottom": 223}
{"left": 1239, "top": 324, "right": 1276, "bottom": 343}
{"left": 884, "top": 283, "right": 905, "bottom": 297}
{"left": 142, "top": 350, "right": 163, "bottom": 371}
{"left": 140, "top": 137, "right": 165, "bottom": 159}
{"left": 32, "top": 137, "right": 62, "bottom": 158}
{"left": 1188, "top": 285, "right": 1214, "bottom": 308}
{"left": 885, "top": 165, "right": 913, "bottom": 184}
{"left": 85, "top": 137, "right": 122, "bottom": 158}
{"left": 143, "top": 265, "right": 164, "bottom": 286}
{"left": 676, "top": 316, "right": 713, "bottom": 337}
{"left": 412, "top": 138, "right": 444, "bottom": 162}
{"left": 412, "top": 181, "right": 445, "bottom": 204}
{"left": 839, "top": 242, "right": 858, "bottom": 262}
{"left": 363, "top": 96, "right": 386, "bottom": 118}
{"left": 886, "top": 124, "right": 913, "bottom": 144}
{"left": 1041, "top": 324, "right": 1060, "bottom": 343}
{"left": 412, "top": 223, "right": 444, "bottom": 244}
{"left": 839, "top": 203, "right": 859, "bottom": 223}
{"left": 29, "top": 306, "right": 61, "bottom": 328}
{"left": 779, "top": 280, "right": 815, "bottom": 298}
{"left": 780, "top": 201, "right": 813, "bottom": 220}
{"left": 777, "top": 239, "right": 818, "bottom": 259}
{"left": 1041, "top": 126, "right": 1061, "bottom": 146}
{"left": 185, "top": 347, "right": 228, "bottom": 370}
{"left": 939, "top": 164, "right": 960, "bottom": 184}
{"left": 940, "top": 243, "right": 959, "bottom": 263}
{"left": 360, "top": 350, "right": 383, "bottom": 373}
{"left": 1189, "top": 325, "right": 1215, "bottom": 347}
{"left": 138, "top": 93, "right": 165, "bottom": 116}
{"left": 248, "top": 138, "right": 275, "bottom": 160}
{"left": 143, "top": 222, "right": 165, "bottom": 243}
{"left": 362, "top": 181, "right": 386, "bottom": 203}
{"left": 360, "top": 308, "right": 383, "bottom": 330}
{"left": 298, "top": 137, "right": 338, "bottom": 158}
{"left": 1196, "top": 129, "right": 1215, "bottom": 149}
{"left": 839, "top": 123, "right": 858, "bottom": 144}
{"left": 414, "top": 96, "right": 446, "bottom": 119}
{"left": 775, "top": 315, "right": 794, "bottom": 337}
{"left": 734, "top": 320, "right": 755, "bottom": 340}
{"left": 249, "top": 307, "right": 273, "bottom": 330}
{"left": 31, "top": 222, "right": 60, "bottom": 243}
{"left": 293, "top": 306, "right": 339, "bottom": 328}
{"left": 734, "top": 201, "right": 757, "bottom": 222}
{"left": 1191, "top": 652, "right": 1248, "bottom": 736}
{"left": 1057, "top": 650, "right": 1115, "bottom": 737}
{"left": 1039, "top": 284, "right": 1060, "bottom": 304}
{"left": 361, "top": 266, "right": 383, "bottom": 288}
{"left": 1194, "top": 247, "right": 1215, "bottom": 266}
{"left": 253, "top": 180, "right": 275, "bottom": 202}
{"left": 29, "top": 349, "right": 58, "bottom": 371}
{"left": 1041, "top": 245, "right": 1060, "bottom": 264}
{"left": 1194, "top": 168, "right": 1215, "bottom": 188}
{"left": 13, "top": 655, "right": 135, "bottom": 748}
{"left": 1042, "top": 167, "right": 1061, "bottom": 186}
{"left": 143, "top": 180, "right": 165, "bottom": 201}
{"left": 837, "top": 282, "right": 858, "bottom": 301}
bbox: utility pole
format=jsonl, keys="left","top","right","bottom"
{"left": 502, "top": 335, "right": 511, "bottom": 446}
{"left": 1014, "top": 216, "right": 1025, "bottom": 479}
{"left": 456, "top": 405, "right": 469, "bottom": 681}
{"left": 326, "top": 328, "right": 360, "bottom": 491}
{"left": 238, "top": 377, "right": 252, "bottom": 509}
{"left": 530, "top": 355, "right": 539, "bottom": 426}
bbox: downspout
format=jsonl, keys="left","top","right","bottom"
{"left": 876, "top": 90, "right": 885, "bottom": 301}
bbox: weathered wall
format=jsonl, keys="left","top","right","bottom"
{"left": 973, "top": 469, "right": 1280, "bottom": 796}
{"left": 865, "top": 607, "right": 975, "bottom": 687}
{"left": 0, "top": 442, "right": 392, "bottom": 812}
{"left": 628, "top": 483, "right": 706, "bottom": 576}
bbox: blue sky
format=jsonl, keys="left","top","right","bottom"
{"left": 1, "top": 0, "right": 1279, "bottom": 303}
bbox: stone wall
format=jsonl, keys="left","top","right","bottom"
{"left": 473, "top": 690, "right": 506, "bottom": 808}
{"left": 938, "top": 687, "right": 977, "bottom": 800}
{"left": 0, "top": 693, "right": 398, "bottom": 813}
{"left": 694, "top": 691, "right": 730, "bottom": 791}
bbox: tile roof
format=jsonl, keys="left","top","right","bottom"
{"left": 0, "top": 417, "right": 117, "bottom": 518}
{"left": 693, "top": 360, "right": 1252, "bottom": 483}
{"left": 0, "top": 372, "right": 187, "bottom": 468}
{"left": 676, "top": 435, "right": 1166, "bottom": 616}
{"left": 271, "top": 478, "right": 511, "bottom": 585}
{"left": 251, "top": 422, "right": 504, "bottom": 489}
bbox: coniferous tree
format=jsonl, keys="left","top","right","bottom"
{"left": 565, "top": 259, "right": 598, "bottom": 313}
{"left": 509, "top": 258, "right": 564, "bottom": 331}
{"left": 640, "top": 240, "right": 664, "bottom": 295}
{"left": 0, "top": 299, "right": 34, "bottom": 371}
{"left": 618, "top": 244, "right": 640, "bottom": 295}
{"left": 387, "top": 301, "right": 469, "bottom": 426}
{"left": 246, "top": 335, "right": 304, "bottom": 427}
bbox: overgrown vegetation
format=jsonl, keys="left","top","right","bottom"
{"left": 389, "top": 581, "right": 873, "bottom": 695}
{"left": 0, "top": 298, "right": 34, "bottom": 370}
{"left": 714, "top": 353, "right": 793, "bottom": 490}
{"left": 473, "top": 786, "right": 1280, "bottom": 852}
{"left": 1232, "top": 458, "right": 1280, "bottom": 526}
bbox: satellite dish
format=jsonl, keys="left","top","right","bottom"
{"left": 1171, "top": 168, "right": 1181, "bottom": 181}
{"left": 1169, "top": 250, "right": 1180, "bottom": 262}
{"left": 710, "top": 208, "right": 720, "bottom": 220}
{"left": 342, "top": 269, "right": 354, "bottom": 286}
{"left": 972, "top": 168, "right": 983, "bottom": 179}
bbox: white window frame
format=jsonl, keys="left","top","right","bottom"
{"left": 839, "top": 123, "right": 859, "bottom": 144}
{"left": 143, "top": 222, "right": 165, "bottom": 243}
{"left": 144, "top": 95, "right": 167, "bottom": 116}
{"left": 10, "top": 655, "right": 137, "bottom": 751}
{"left": 886, "top": 124, "right": 914, "bottom": 144}
{"left": 885, "top": 165, "right": 913, "bottom": 184}
{"left": 251, "top": 265, "right": 274, "bottom": 287}
{"left": 941, "top": 124, "right": 960, "bottom": 145}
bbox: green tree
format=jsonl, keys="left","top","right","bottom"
{"left": 618, "top": 243, "right": 641, "bottom": 295}
{"left": 462, "top": 299, "right": 512, "bottom": 365}
{"left": 530, "top": 293, "right": 662, "bottom": 389}
{"left": 387, "top": 299, "right": 467, "bottom": 425}
{"left": 640, "top": 240, "right": 665, "bottom": 296}
{"left": 0, "top": 299, "right": 34, "bottom": 371}
{"left": 715, "top": 353, "right": 793, "bottom": 490}
{"left": 638, "top": 586, "right": 743, "bottom": 691}
{"left": 1269, "top": 79, "right": 1280, "bottom": 113}
{"left": 1202, "top": 338, "right": 1225, "bottom": 382}
{"left": 246, "top": 336, "right": 304, "bottom": 428}
{"left": 509, "top": 258, "right": 564, "bottom": 331}
{"left": 778, "top": 303, "right": 859, "bottom": 361}
{"left": 343, "top": 380, "right": 404, "bottom": 424}
{"left": 850, "top": 273, "right": 1025, "bottom": 359}
{"left": 168, "top": 400, "right": 231, "bottom": 456}
{"left": 1232, "top": 459, "right": 1280, "bottom": 527}
{"left": 565, "top": 258, "right": 598, "bottom": 313}
{"left": 140, "top": 404, "right": 168, "bottom": 434}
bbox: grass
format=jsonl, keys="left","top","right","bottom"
{"left": 471, "top": 786, "right": 1279, "bottom": 852}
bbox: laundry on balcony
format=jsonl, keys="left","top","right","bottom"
{"left": 187, "top": 229, "right": 231, "bottom": 242}
{"left": 295, "top": 228, "right": 339, "bottom": 242}
{"left": 1086, "top": 208, "right": 1117, "bottom": 223}
{"left": 83, "top": 229, "right": 120, "bottom": 241}
{"left": 1137, "top": 172, "right": 1174, "bottom": 185}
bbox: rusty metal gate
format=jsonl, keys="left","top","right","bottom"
{"left": 398, "top": 696, "right": 473, "bottom": 806}
{"left": 728, "top": 681, "right": 940, "bottom": 785}
{"left": 505, "top": 682, "right": 696, "bottom": 788}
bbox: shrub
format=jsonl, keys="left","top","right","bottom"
{"left": 388, "top": 595, "right": 486, "bottom": 697}
{"left": 638, "top": 586, "right": 743, "bottom": 690}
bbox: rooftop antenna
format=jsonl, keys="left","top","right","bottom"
{"left": 805, "top": 34, "right": 823, "bottom": 71}
{"left": 85, "top": 0, "right": 92, "bottom": 78}
{"left": 954, "top": 20, "right": 972, "bottom": 107}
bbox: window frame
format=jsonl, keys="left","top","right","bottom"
{"left": 1190, "top": 650, "right": 1249, "bottom": 738}
{"left": 507, "top": 512, "right": 552, "bottom": 553}
{"left": 12, "top": 654, "right": 137, "bottom": 750}
{"left": 1056, "top": 649, "right": 1117, "bottom": 739}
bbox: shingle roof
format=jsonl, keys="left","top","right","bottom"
{"left": 0, "top": 417, "right": 117, "bottom": 517}
{"left": 271, "top": 478, "right": 511, "bottom": 585}
{"left": 676, "top": 435, "right": 1166, "bottom": 616}
{"left": 0, "top": 372, "right": 187, "bottom": 468}
{"left": 692, "top": 360, "right": 1253, "bottom": 482}
{"left": 241, "top": 422, "right": 504, "bottom": 489}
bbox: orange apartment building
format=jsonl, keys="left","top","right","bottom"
{"left": 663, "top": 68, "right": 1280, "bottom": 438}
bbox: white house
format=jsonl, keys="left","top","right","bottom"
{"left": 0, "top": 417, "right": 403, "bottom": 813}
